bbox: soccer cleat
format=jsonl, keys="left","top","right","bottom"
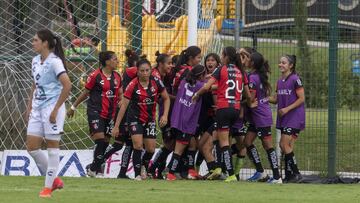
{"left": 87, "top": 168, "right": 97, "bottom": 177}
{"left": 267, "top": 177, "right": 283, "bottom": 184}
{"left": 219, "top": 173, "right": 228, "bottom": 180}
{"left": 117, "top": 174, "right": 130, "bottom": 179}
{"left": 39, "top": 187, "right": 52, "bottom": 198}
{"left": 247, "top": 172, "right": 268, "bottom": 182}
{"left": 206, "top": 168, "right": 222, "bottom": 180}
{"left": 224, "top": 175, "right": 237, "bottom": 182}
{"left": 166, "top": 173, "right": 177, "bottom": 181}
{"left": 134, "top": 175, "right": 143, "bottom": 181}
{"left": 51, "top": 177, "right": 64, "bottom": 192}
{"left": 187, "top": 169, "right": 199, "bottom": 180}
{"left": 287, "top": 174, "right": 303, "bottom": 183}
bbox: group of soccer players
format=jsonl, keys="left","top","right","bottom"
{"left": 26, "top": 29, "right": 305, "bottom": 197}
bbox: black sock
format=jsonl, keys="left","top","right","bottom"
{"left": 157, "top": 162, "right": 166, "bottom": 176}
{"left": 168, "top": 153, "right": 181, "bottom": 174}
{"left": 231, "top": 144, "right": 239, "bottom": 155}
{"left": 284, "top": 154, "right": 292, "bottom": 179}
{"left": 285, "top": 152, "right": 300, "bottom": 175}
{"left": 142, "top": 151, "right": 154, "bottom": 171}
{"left": 221, "top": 146, "right": 234, "bottom": 176}
{"left": 104, "top": 142, "right": 123, "bottom": 160}
{"left": 150, "top": 147, "right": 171, "bottom": 173}
{"left": 90, "top": 139, "right": 106, "bottom": 171}
{"left": 206, "top": 161, "right": 216, "bottom": 171}
{"left": 132, "top": 149, "right": 142, "bottom": 177}
{"left": 103, "top": 142, "right": 110, "bottom": 153}
{"left": 266, "top": 148, "right": 280, "bottom": 180}
{"left": 118, "top": 145, "right": 133, "bottom": 177}
{"left": 195, "top": 151, "right": 204, "bottom": 168}
{"left": 180, "top": 151, "right": 188, "bottom": 173}
{"left": 187, "top": 150, "right": 196, "bottom": 169}
{"left": 246, "top": 144, "right": 264, "bottom": 173}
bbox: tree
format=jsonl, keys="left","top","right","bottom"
{"left": 294, "top": 0, "right": 316, "bottom": 107}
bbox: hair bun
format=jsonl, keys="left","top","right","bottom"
{"left": 125, "top": 49, "right": 133, "bottom": 57}
{"left": 140, "top": 54, "right": 147, "bottom": 59}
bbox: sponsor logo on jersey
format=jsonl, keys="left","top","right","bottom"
{"left": 105, "top": 90, "right": 114, "bottom": 98}
{"left": 277, "top": 89, "right": 292, "bottom": 95}
{"left": 52, "top": 125, "right": 58, "bottom": 131}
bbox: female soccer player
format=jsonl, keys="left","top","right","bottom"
{"left": 195, "top": 53, "right": 220, "bottom": 177}
{"left": 230, "top": 47, "right": 257, "bottom": 179}
{"left": 166, "top": 65, "right": 207, "bottom": 180}
{"left": 116, "top": 49, "right": 142, "bottom": 179}
{"left": 270, "top": 55, "right": 305, "bottom": 183}
{"left": 192, "top": 46, "right": 247, "bottom": 182}
{"left": 172, "top": 46, "right": 202, "bottom": 94}
{"left": 67, "top": 51, "right": 122, "bottom": 177}
{"left": 26, "top": 29, "right": 72, "bottom": 197}
{"left": 112, "top": 59, "right": 170, "bottom": 180}
{"left": 244, "top": 52, "right": 282, "bottom": 183}
{"left": 148, "top": 52, "right": 175, "bottom": 179}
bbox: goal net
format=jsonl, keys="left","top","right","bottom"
{"left": 0, "top": 0, "right": 223, "bottom": 151}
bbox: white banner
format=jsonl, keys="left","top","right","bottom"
{"left": 0, "top": 149, "right": 208, "bottom": 178}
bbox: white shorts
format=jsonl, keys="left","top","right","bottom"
{"left": 27, "top": 102, "right": 66, "bottom": 141}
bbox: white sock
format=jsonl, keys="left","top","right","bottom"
{"left": 45, "top": 148, "right": 59, "bottom": 188}
{"left": 28, "top": 149, "right": 48, "bottom": 175}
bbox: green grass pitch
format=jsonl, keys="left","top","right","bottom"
{"left": 0, "top": 176, "right": 359, "bottom": 203}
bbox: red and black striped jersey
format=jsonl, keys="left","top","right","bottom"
{"left": 85, "top": 68, "right": 122, "bottom": 119}
{"left": 172, "top": 64, "right": 192, "bottom": 94}
{"left": 211, "top": 64, "right": 244, "bottom": 110}
{"left": 124, "top": 76, "right": 165, "bottom": 123}
{"left": 151, "top": 67, "right": 162, "bottom": 80}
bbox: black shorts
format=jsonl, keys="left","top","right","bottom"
{"left": 128, "top": 121, "right": 157, "bottom": 139}
{"left": 196, "top": 116, "right": 215, "bottom": 137}
{"left": 206, "top": 122, "right": 217, "bottom": 135}
{"left": 216, "top": 108, "right": 240, "bottom": 131}
{"left": 231, "top": 125, "right": 248, "bottom": 137}
{"left": 248, "top": 124, "right": 272, "bottom": 139}
{"left": 278, "top": 127, "right": 300, "bottom": 138}
{"left": 87, "top": 111, "right": 113, "bottom": 136}
{"left": 173, "top": 128, "right": 193, "bottom": 145}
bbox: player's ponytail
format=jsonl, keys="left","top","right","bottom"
{"left": 125, "top": 49, "right": 139, "bottom": 67}
{"left": 175, "top": 46, "right": 201, "bottom": 72}
{"left": 284, "top": 54, "right": 297, "bottom": 74}
{"left": 53, "top": 36, "right": 67, "bottom": 71}
{"left": 223, "top": 46, "right": 245, "bottom": 75}
{"left": 36, "top": 29, "right": 67, "bottom": 71}
{"left": 250, "top": 52, "right": 272, "bottom": 96}
{"left": 185, "top": 64, "right": 206, "bottom": 86}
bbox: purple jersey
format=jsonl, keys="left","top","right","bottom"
{"left": 248, "top": 72, "right": 273, "bottom": 127}
{"left": 276, "top": 73, "right": 305, "bottom": 130}
{"left": 171, "top": 80, "right": 204, "bottom": 134}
